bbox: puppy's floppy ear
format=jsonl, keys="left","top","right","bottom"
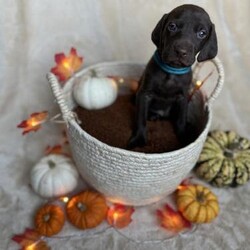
{"left": 197, "top": 24, "right": 218, "bottom": 62}
{"left": 151, "top": 14, "right": 168, "bottom": 48}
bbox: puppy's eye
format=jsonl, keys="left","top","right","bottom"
{"left": 197, "top": 29, "right": 207, "bottom": 39}
{"left": 168, "top": 22, "right": 177, "bottom": 32}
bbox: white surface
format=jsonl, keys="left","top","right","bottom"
{"left": 1, "top": 0, "right": 250, "bottom": 249}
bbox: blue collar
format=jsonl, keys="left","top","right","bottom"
{"left": 153, "top": 50, "right": 191, "bottom": 75}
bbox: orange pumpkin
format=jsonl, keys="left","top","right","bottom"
{"left": 176, "top": 185, "right": 219, "bottom": 223}
{"left": 35, "top": 204, "right": 65, "bottom": 236}
{"left": 66, "top": 190, "right": 108, "bottom": 229}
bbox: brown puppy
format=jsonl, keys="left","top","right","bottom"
{"left": 128, "top": 4, "right": 217, "bottom": 148}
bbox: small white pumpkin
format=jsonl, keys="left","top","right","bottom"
{"left": 73, "top": 75, "right": 118, "bottom": 110}
{"left": 30, "top": 154, "right": 79, "bottom": 198}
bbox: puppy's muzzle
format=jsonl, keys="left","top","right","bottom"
{"left": 163, "top": 40, "right": 195, "bottom": 66}
{"left": 174, "top": 41, "right": 194, "bottom": 63}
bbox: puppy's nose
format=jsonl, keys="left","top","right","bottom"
{"left": 175, "top": 48, "right": 188, "bottom": 57}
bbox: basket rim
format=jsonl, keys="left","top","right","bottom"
{"left": 69, "top": 105, "right": 212, "bottom": 159}
{"left": 66, "top": 61, "right": 215, "bottom": 159}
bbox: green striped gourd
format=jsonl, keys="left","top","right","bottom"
{"left": 195, "top": 130, "right": 250, "bottom": 187}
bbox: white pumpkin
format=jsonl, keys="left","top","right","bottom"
{"left": 30, "top": 154, "right": 79, "bottom": 198}
{"left": 73, "top": 76, "right": 118, "bottom": 110}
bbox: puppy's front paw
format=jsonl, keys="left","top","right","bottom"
{"left": 127, "top": 132, "right": 147, "bottom": 149}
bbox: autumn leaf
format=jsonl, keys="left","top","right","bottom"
{"left": 17, "top": 111, "right": 48, "bottom": 135}
{"left": 45, "top": 145, "right": 63, "bottom": 155}
{"left": 51, "top": 47, "right": 83, "bottom": 81}
{"left": 45, "top": 144, "right": 70, "bottom": 157}
{"left": 177, "top": 177, "right": 194, "bottom": 191}
{"left": 107, "top": 204, "right": 135, "bottom": 229}
{"left": 12, "top": 228, "right": 50, "bottom": 250}
{"left": 157, "top": 204, "right": 191, "bottom": 233}
{"left": 45, "top": 130, "right": 70, "bottom": 156}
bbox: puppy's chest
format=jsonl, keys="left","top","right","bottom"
{"left": 153, "top": 77, "right": 190, "bottom": 98}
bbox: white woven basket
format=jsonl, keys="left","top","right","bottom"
{"left": 47, "top": 58, "right": 224, "bottom": 206}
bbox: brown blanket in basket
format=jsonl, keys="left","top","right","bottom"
{"left": 75, "top": 94, "right": 181, "bottom": 153}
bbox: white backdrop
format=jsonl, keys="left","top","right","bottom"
{"left": 1, "top": 0, "right": 250, "bottom": 249}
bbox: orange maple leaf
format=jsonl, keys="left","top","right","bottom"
{"left": 51, "top": 47, "right": 83, "bottom": 81}
{"left": 45, "top": 145, "right": 63, "bottom": 155}
{"left": 107, "top": 204, "right": 135, "bottom": 229}
{"left": 45, "top": 144, "right": 70, "bottom": 157}
{"left": 12, "top": 228, "right": 50, "bottom": 250}
{"left": 157, "top": 204, "right": 191, "bottom": 233}
{"left": 17, "top": 111, "right": 48, "bottom": 135}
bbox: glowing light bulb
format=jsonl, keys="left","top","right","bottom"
{"left": 113, "top": 212, "right": 119, "bottom": 220}
{"left": 177, "top": 185, "right": 188, "bottom": 191}
{"left": 29, "top": 117, "right": 40, "bottom": 127}
{"left": 60, "top": 196, "right": 69, "bottom": 203}
{"left": 25, "top": 243, "right": 36, "bottom": 250}
{"left": 63, "top": 60, "right": 71, "bottom": 70}
{"left": 196, "top": 80, "right": 202, "bottom": 87}
{"left": 118, "top": 78, "right": 124, "bottom": 84}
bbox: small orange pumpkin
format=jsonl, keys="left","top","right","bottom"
{"left": 66, "top": 190, "right": 108, "bottom": 229}
{"left": 176, "top": 185, "right": 219, "bottom": 223}
{"left": 35, "top": 204, "right": 65, "bottom": 236}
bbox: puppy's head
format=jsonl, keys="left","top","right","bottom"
{"left": 152, "top": 4, "right": 217, "bottom": 67}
